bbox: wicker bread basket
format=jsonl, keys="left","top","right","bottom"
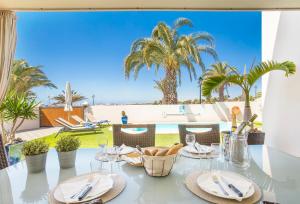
{"left": 142, "top": 154, "right": 177, "bottom": 177}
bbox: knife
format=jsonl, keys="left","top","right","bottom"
{"left": 220, "top": 176, "right": 243, "bottom": 197}
{"left": 78, "top": 177, "right": 101, "bottom": 201}
{"left": 193, "top": 143, "right": 200, "bottom": 153}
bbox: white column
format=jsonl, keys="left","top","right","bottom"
{"left": 262, "top": 11, "right": 300, "bottom": 157}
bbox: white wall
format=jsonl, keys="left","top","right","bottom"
{"left": 87, "top": 102, "right": 262, "bottom": 124}
{"left": 262, "top": 11, "right": 300, "bottom": 157}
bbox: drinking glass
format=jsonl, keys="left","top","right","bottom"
{"left": 97, "top": 136, "right": 108, "bottom": 162}
{"left": 185, "top": 133, "right": 196, "bottom": 147}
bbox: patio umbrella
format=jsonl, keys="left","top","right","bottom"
{"left": 64, "top": 81, "right": 73, "bottom": 121}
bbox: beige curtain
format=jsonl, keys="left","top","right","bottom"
{"left": 0, "top": 11, "right": 17, "bottom": 170}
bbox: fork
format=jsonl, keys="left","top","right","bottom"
{"left": 212, "top": 175, "right": 229, "bottom": 196}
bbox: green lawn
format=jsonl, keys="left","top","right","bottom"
{"left": 41, "top": 125, "right": 180, "bottom": 148}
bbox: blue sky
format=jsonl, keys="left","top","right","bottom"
{"left": 16, "top": 11, "right": 261, "bottom": 104}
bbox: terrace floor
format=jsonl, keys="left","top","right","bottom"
{"left": 16, "top": 127, "right": 61, "bottom": 141}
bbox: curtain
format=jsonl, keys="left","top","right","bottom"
{"left": 0, "top": 11, "right": 17, "bottom": 170}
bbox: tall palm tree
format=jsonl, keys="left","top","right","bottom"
{"left": 52, "top": 90, "right": 86, "bottom": 105}
{"left": 203, "top": 62, "right": 237, "bottom": 102}
{"left": 125, "top": 18, "right": 217, "bottom": 104}
{"left": 198, "top": 75, "right": 204, "bottom": 104}
{"left": 202, "top": 61, "right": 296, "bottom": 122}
{"left": 9, "top": 60, "right": 57, "bottom": 96}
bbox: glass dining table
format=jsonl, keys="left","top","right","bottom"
{"left": 0, "top": 145, "right": 299, "bottom": 204}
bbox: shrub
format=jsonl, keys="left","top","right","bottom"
{"left": 22, "top": 140, "right": 49, "bottom": 156}
{"left": 55, "top": 136, "right": 80, "bottom": 152}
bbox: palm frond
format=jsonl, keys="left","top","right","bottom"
{"left": 173, "top": 18, "right": 193, "bottom": 29}
{"left": 191, "top": 32, "right": 214, "bottom": 47}
{"left": 202, "top": 75, "right": 243, "bottom": 96}
{"left": 197, "top": 46, "right": 218, "bottom": 61}
{"left": 247, "top": 61, "right": 296, "bottom": 86}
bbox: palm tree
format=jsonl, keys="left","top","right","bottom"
{"left": 52, "top": 90, "right": 86, "bottom": 105}
{"left": 125, "top": 18, "right": 217, "bottom": 104}
{"left": 9, "top": 59, "right": 57, "bottom": 96}
{"left": 202, "top": 61, "right": 296, "bottom": 122}
{"left": 203, "top": 62, "right": 237, "bottom": 102}
{"left": 198, "top": 75, "right": 204, "bottom": 104}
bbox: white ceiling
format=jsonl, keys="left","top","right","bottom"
{"left": 1, "top": 0, "right": 300, "bottom": 11}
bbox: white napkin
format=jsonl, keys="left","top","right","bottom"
{"left": 107, "top": 144, "right": 134, "bottom": 155}
{"left": 198, "top": 172, "right": 253, "bottom": 201}
{"left": 184, "top": 144, "right": 212, "bottom": 154}
{"left": 121, "top": 155, "right": 142, "bottom": 165}
{"left": 59, "top": 174, "right": 113, "bottom": 203}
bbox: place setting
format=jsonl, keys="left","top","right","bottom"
{"left": 179, "top": 133, "right": 220, "bottom": 159}
{"left": 185, "top": 170, "right": 262, "bottom": 203}
{"left": 48, "top": 171, "right": 126, "bottom": 204}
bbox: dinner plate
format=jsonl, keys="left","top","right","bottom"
{"left": 196, "top": 171, "right": 255, "bottom": 201}
{"left": 53, "top": 173, "right": 114, "bottom": 203}
{"left": 183, "top": 145, "right": 213, "bottom": 154}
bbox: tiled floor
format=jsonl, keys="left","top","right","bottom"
{"left": 16, "top": 127, "right": 61, "bottom": 141}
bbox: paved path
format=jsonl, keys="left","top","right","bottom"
{"left": 16, "top": 127, "right": 61, "bottom": 141}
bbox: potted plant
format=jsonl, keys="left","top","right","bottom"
{"left": 0, "top": 92, "right": 39, "bottom": 165}
{"left": 55, "top": 136, "right": 80, "bottom": 169}
{"left": 22, "top": 140, "right": 49, "bottom": 173}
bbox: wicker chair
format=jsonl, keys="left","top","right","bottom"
{"left": 0, "top": 137, "right": 8, "bottom": 170}
{"left": 178, "top": 124, "right": 220, "bottom": 146}
{"left": 113, "top": 124, "right": 155, "bottom": 148}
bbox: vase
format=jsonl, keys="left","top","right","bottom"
{"left": 57, "top": 150, "right": 77, "bottom": 169}
{"left": 25, "top": 153, "right": 48, "bottom": 173}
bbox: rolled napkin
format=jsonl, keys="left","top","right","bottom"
{"left": 58, "top": 174, "right": 113, "bottom": 203}
{"left": 183, "top": 143, "right": 212, "bottom": 154}
{"left": 197, "top": 172, "right": 253, "bottom": 201}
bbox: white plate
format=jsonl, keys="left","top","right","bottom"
{"left": 197, "top": 171, "right": 255, "bottom": 201}
{"left": 183, "top": 145, "right": 213, "bottom": 154}
{"left": 53, "top": 173, "right": 114, "bottom": 203}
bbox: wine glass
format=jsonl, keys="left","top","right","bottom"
{"left": 185, "top": 133, "right": 196, "bottom": 147}
{"left": 107, "top": 146, "right": 119, "bottom": 173}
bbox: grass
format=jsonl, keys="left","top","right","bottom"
{"left": 41, "top": 125, "right": 179, "bottom": 148}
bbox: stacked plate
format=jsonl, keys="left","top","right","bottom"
{"left": 53, "top": 173, "right": 114, "bottom": 203}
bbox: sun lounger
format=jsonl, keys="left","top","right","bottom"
{"left": 86, "top": 113, "right": 110, "bottom": 125}
{"left": 55, "top": 117, "right": 97, "bottom": 137}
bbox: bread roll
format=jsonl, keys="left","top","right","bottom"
{"left": 155, "top": 149, "right": 169, "bottom": 156}
{"left": 144, "top": 149, "right": 152, "bottom": 156}
{"left": 151, "top": 148, "right": 159, "bottom": 156}
{"left": 166, "top": 143, "right": 183, "bottom": 155}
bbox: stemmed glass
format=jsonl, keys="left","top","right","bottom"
{"left": 97, "top": 136, "right": 108, "bottom": 162}
{"left": 185, "top": 133, "right": 196, "bottom": 147}
{"left": 107, "top": 145, "right": 120, "bottom": 173}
